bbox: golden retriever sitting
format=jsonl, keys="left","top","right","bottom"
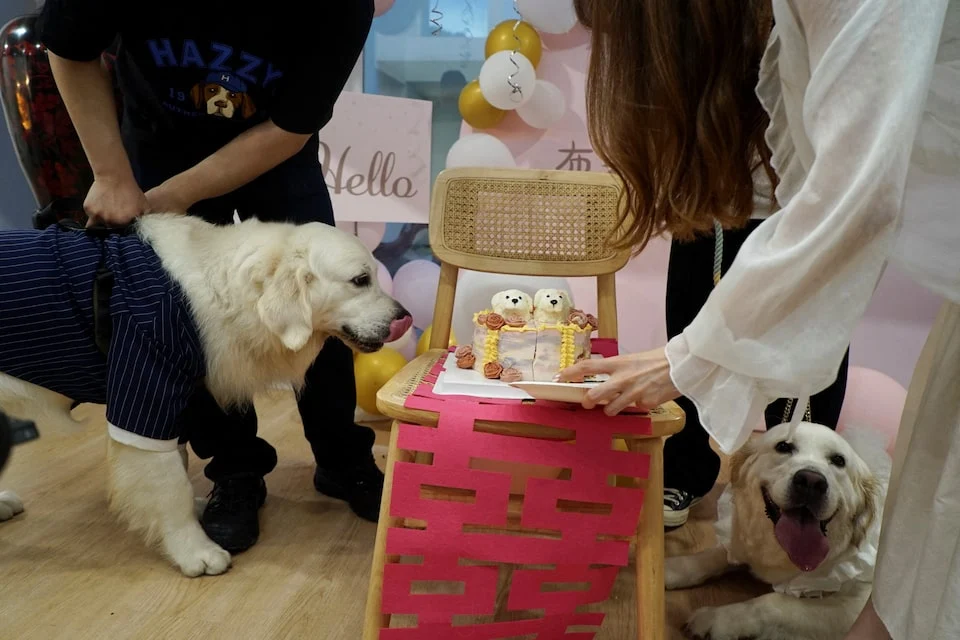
{"left": 666, "top": 422, "right": 891, "bottom": 640}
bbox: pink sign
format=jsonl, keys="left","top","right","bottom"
{"left": 319, "top": 91, "right": 432, "bottom": 224}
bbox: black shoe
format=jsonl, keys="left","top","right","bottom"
{"left": 313, "top": 455, "right": 384, "bottom": 523}
{"left": 201, "top": 474, "right": 267, "bottom": 554}
{"left": 663, "top": 488, "right": 703, "bottom": 529}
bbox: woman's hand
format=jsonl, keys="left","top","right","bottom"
{"left": 84, "top": 174, "right": 148, "bottom": 228}
{"left": 556, "top": 346, "right": 681, "bottom": 415}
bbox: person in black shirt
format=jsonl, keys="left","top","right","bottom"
{"left": 36, "top": 0, "right": 380, "bottom": 553}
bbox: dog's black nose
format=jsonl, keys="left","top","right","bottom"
{"left": 792, "top": 469, "right": 828, "bottom": 502}
{"left": 550, "top": 299, "right": 558, "bottom": 306}
{"left": 511, "top": 298, "right": 519, "bottom": 303}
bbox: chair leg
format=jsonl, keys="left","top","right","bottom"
{"left": 632, "top": 438, "right": 665, "bottom": 640}
{"left": 429, "top": 262, "right": 459, "bottom": 349}
{"left": 364, "top": 422, "right": 410, "bottom": 639}
{"left": 596, "top": 273, "right": 619, "bottom": 340}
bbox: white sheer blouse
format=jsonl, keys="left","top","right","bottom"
{"left": 665, "top": 0, "right": 959, "bottom": 454}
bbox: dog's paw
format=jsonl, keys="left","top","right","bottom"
{"left": 0, "top": 490, "right": 24, "bottom": 521}
{"left": 685, "top": 604, "right": 759, "bottom": 640}
{"left": 164, "top": 526, "right": 232, "bottom": 577}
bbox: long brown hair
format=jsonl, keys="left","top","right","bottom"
{"left": 575, "top": 0, "right": 777, "bottom": 252}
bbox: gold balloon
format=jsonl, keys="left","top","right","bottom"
{"left": 353, "top": 348, "right": 408, "bottom": 415}
{"left": 458, "top": 80, "right": 506, "bottom": 130}
{"left": 485, "top": 20, "right": 543, "bottom": 68}
{"left": 416, "top": 325, "right": 457, "bottom": 357}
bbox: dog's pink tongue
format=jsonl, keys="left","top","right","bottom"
{"left": 386, "top": 315, "right": 412, "bottom": 343}
{"left": 775, "top": 510, "right": 829, "bottom": 572}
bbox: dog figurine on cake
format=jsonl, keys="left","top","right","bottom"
{"left": 533, "top": 288, "right": 573, "bottom": 325}
{"left": 491, "top": 289, "right": 535, "bottom": 324}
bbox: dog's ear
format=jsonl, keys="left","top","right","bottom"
{"left": 241, "top": 93, "right": 256, "bottom": 119}
{"left": 257, "top": 256, "right": 315, "bottom": 352}
{"left": 190, "top": 84, "right": 205, "bottom": 108}
{"left": 850, "top": 473, "right": 881, "bottom": 548}
{"left": 729, "top": 440, "right": 756, "bottom": 488}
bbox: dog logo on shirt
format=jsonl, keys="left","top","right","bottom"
{"left": 190, "top": 72, "right": 256, "bottom": 119}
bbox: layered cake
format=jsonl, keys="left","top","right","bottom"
{"left": 454, "top": 288, "right": 598, "bottom": 382}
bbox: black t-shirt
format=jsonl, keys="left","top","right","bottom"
{"left": 37, "top": 0, "right": 372, "bottom": 161}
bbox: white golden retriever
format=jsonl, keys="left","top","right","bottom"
{"left": 666, "top": 422, "right": 891, "bottom": 640}
{"left": 0, "top": 214, "right": 409, "bottom": 576}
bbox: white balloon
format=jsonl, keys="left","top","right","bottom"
{"left": 390, "top": 326, "right": 418, "bottom": 361}
{"left": 478, "top": 50, "right": 537, "bottom": 110}
{"left": 450, "top": 270, "right": 573, "bottom": 348}
{"left": 516, "top": 80, "right": 567, "bottom": 129}
{"left": 392, "top": 259, "right": 442, "bottom": 330}
{"left": 375, "top": 259, "right": 392, "bottom": 296}
{"left": 517, "top": 0, "right": 578, "bottom": 34}
{"left": 446, "top": 134, "right": 517, "bottom": 169}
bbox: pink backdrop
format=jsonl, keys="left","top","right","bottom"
{"left": 458, "top": 25, "right": 941, "bottom": 390}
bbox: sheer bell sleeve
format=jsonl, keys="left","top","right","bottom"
{"left": 664, "top": 0, "right": 951, "bottom": 454}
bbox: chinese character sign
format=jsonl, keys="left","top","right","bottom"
{"left": 319, "top": 92, "right": 432, "bottom": 224}
{"left": 554, "top": 140, "right": 606, "bottom": 172}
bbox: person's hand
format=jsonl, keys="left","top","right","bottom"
{"left": 83, "top": 174, "right": 147, "bottom": 228}
{"left": 144, "top": 182, "right": 193, "bottom": 215}
{"left": 556, "top": 346, "right": 681, "bottom": 415}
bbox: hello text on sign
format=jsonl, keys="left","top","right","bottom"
{"left": 317, "top": 92, "right": 433, "bottom": 224}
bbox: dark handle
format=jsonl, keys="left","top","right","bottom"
{"left": 0, "top": 409, "right": 38, "bottom": 474}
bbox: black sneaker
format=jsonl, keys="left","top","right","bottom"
{"left": 201, "top": 473, "right": 267, "bottom": 554}
{"left": 663, "top": 488, "right": 703, "bottom": 529}
{"left": 314, "top": 455, "right": 384, "bottom": 523}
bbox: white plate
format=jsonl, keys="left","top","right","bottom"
{"left": 432, "top": 353, "right": 608, "bottom": 401}
{"left": 507, "top": 380, "right": 605, "bottom": 405}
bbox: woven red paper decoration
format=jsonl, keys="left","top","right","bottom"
{"left": 379, "top": 348, "right": 652, "bottom": 638}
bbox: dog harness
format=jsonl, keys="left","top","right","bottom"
{"left": 0, "top": 222, "right": 206, "bottom": 449}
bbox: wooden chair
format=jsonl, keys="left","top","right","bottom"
{"left": 365, "top": 167, "right": 685, "bottom": 639}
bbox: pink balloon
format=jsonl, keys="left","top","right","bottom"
{"left": 391, "top": 259, "right": 441, "bottom": 330}
{"left": 374, "top": 0, "right": 395, "bottom": 17}
{"left": 837, "top": 366, "right": 907, "bottom": 455}
{"left": 357, "top": 222, "right": 386, "bottom": 251}
{"left": 376, "top": 260, "right": 392, "bottom": 295}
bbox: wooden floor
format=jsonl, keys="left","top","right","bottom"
{"left": 0, "top": 392, "right": 768, "bottom": 639}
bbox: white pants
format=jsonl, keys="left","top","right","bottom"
{"left": 873, "top": 301, "right": 960, "bottom": 639}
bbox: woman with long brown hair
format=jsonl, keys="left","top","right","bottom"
{"left": 562, "top": 1, "right": 958, "bottom": 639}
{"left": 575, "top": 0, "right": 852, "bottom": 530}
